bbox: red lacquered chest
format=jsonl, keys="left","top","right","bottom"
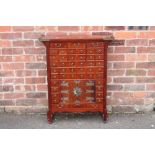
{"left": 40, "top": 35, "right": 113, "bottom": 123}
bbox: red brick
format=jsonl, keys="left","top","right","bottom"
{"left": 146, "top": 84, "right": 155, "bottom": 91}
{"left": 124, "top": 85, "right": 145, "bottom": 91}
{"left": 2, "top": 63, "right": 24, "bottom": 70}
{"left": 0, "top": 100, "right": 14, "bottom": 106}
{"left": 108, "top": 70, "right": 125, "bottom": 76}
{"left": 58, "top": 26, "right": 80, "bottom": 31}
{"left": 0, "top": 33, "right": 22, "bottom": 39}
{"left": 108, "top": 54, "right": 124, "bottom": 61}
{"left": 113, "top": 77, "right": 134, "bottom": 83}
{"left": 110, "top": 40, "right": 125, "bottom": 46}
{"left": 107, "top": 85, "right": 123, "bottom": 91}
{"left": 136, "top": 62, "right": 155, "bottom": 69}
{"left": 0, "top": 26, "right": 11, "bottom": 32}
{"left": 3, "top": 78, "right": 24, "bottom": 84}
{"left": 2, "top": 48, "right": 23, "bottom": 55}
{"left": 149, "top": 39, "right": 155, "bottom": 46}
{"left": 138, "top": 32, "right": 155, "bottom": 38}
{"left": 14, "top": 55, "right": 35, "bottom": 62}
{"left": 0, "top": 56, "right": 12, "bottom": 62}
{"left": 126, "top": 39, "right": 148, "bottom": 46}
{"left": 0, "top": 71, "right": 14, "bottom": 77}
{"left": 113, "top": 62, "right": 134, "bottom": 69}
{"left": 133, "top": 92, "right": 147, "bottom": 98}
{"left": 126, "top": 70, "right": 146, "bottom": 76}
{"left": 148, "top": 70, "right": 155, "bottom": 76}
{"left": 114, "top": 32, "right": 136, "bottom": 39}
{"left": 148, "top": 55, "right": 155, "bottom": 61}
{"left": 25, "top": 63, "right": 46, "bottom": 69}
{"left": 13, "top": 26, "right": 34, "bottom": 32}
{"left": 24, "top": 32, "right": 43, "bottom": 39}
{"left": 114, "top": 47, "right": 135, "bottom": 53}
{"left": 113, "top": 92, "right": 132, "bottom": 98}
{"left": 126, "top": 54, "right": 147, "bottom": 61}
{"left": 38, "top": 70, "right": 47, "bottom": 76}
{"left": 35, "top": 26, "right": 57, "bottom": 31}
{"left": 107, "top": 77, "right": 112, "bottom": 83}
{"left": 104, "top": 26, "right": 125, "bottom": 30}
{"left": 15, "top": 85, "right": 35, "bottom": 91}
{"left": 15, "top": 70, "right": 36, "bottom": 77}
{"left": 26, "top": 92, "right": 46, "bottom": 98}
{"left": 137, "top": 47, "right": 155, "bottom": 53}
{"left": 37, "top": 85, "right": 47, "bottom": 91}
{"left": 25, "top": 77, "right": 46, "bottom": 84}
{"left": 0, "top": 40, "right": 11, "bottom": 47}
{"left": 13, "top": 40, "right": 34, "bottom": 47}
{"left": 136, "top": 77, "right": 155, "bottom": 83}
{"left": 4, "top": 93, "right": 24, "bottom": 99}
{"left": 81, "top": 26, "right": 103, "bottom": 31}
{"left": 47, "top": 26, "right": 58, "bottom": 31}
{"left": 0, "top": 85, "right": 14, "bottom": 92}
{"left": 24, "top": 47, "right": 45, "bottom": 54}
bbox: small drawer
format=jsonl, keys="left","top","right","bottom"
{"left": 59, "top": 49, "right": 67, "bottom": 55}
{"left": 59, "top": 74, "right": 67, "bottom": 79}
{"left": 77, "top": 74, "right": 85, "bottom": 79}
{"left": 59, "top": 68, "right": 67, "bottom": 73}
{"left": 96, "top": 80, "right": 103, "bottom": 85}
{"left": 69, "top": 62, "right": 76, "bottom": 67}
{"left": 51, "top": 80, "right": 59, "bottom": 86}
{"left": 67, "top": 55, "right": 76, "bottom": 61}
{"left": 50, "top": 62, "right": 59, "bottom": 67}
{"left": 76, "top": 61, "right": 86, "bottom": 67}
{"left": 59, "top": 62, "right": 68, "bottom": 67}
{"left": 77, "top": 55, "right": 86, "bottom": 61}
{"left": 97, "top": 67, "right": 104, "bottom": 72}
{"left": 59, "top": 55, "right": 67, "bottom": 61}
{"left": 96, "top": 61, "right": 104, "bottom": 66}
{"left": 51, "top": 87, "right": 59, "bottom": 93}
{"left": 96, "top": 93, "right": 103, "bottom": 98}
{"left": 95, "top": 49, "right": 104, "bottom": 54}
{"left": 68, "top": 42, "right": 85, "bottom": 48}
{"left": 51, "top": 68, "right": 59, "bottom": 73}
{"left": 87, "top": 55, "right": 94, "bottom": 61}
{"left": 69, "top": 68, "right": 76, "bottom": 73}
{"left": 96, "top": 86, "right": 103, "bottom": 91}
{"left": 95, "top": 55, "right": 104, "bottom": 60}
{"left": 52, "top": 98, "right": 60, "bottom": 104}
{"left": 96, "top": 98, "right": 103, "bottom": 104}
{"left": 51, "top": 74, "right": 59, "bottom": 79}
{"left": 87, "top": 49, "right": 95, "bottom": 54}
{"left": 50, "top": 42, "right": 67, "bottom": 48}
{"left": 87, "top": 61, "right": 95, "bottom": 66}
{"left": 95, "top": 74, "right": 104, "bottom": 79}
{"left": 87, "top": 74, "right": 94, "bottom": 79}
{"left": 52, "top": 93, "right": 60, "bottom": 99}
{"left": 50, "top": 55, "right": 58, "bottom": 60}
{"left": 67, "top": 49, "right": 76, "bottom": 54}
{"left": 87, "top": 68, "right": 94, "bottom": 73}
{"left": 49, "top": 49, "right": 59, "bottom": 55}
{"left": 77, "top": 68, "right": 85, "bottom": 73}
{"left": 77, "top": 49, "right": 86, "bottom": 54}
{"left": 68, "top": 74, "right": 76, "bottom": 79}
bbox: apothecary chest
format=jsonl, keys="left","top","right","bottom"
{"left": 39, "top": 35, "right": 113, "bottom": 123}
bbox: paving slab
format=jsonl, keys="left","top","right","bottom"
{"left": 0, "top": 112, "right": 155, "bottom": 129}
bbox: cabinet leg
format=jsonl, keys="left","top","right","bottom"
{"left": 102, "top": 110, "right": 108, "bottom": 123}
{"left": 47, "top": 111, "right": 53, "bottom": 124}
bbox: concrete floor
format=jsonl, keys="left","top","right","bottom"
{"left": 0, "top": 112, "right": 155, "bottom": 129}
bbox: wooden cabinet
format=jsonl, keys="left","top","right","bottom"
{"left": 40, "top": 35, "right": 113, "bottom": 123}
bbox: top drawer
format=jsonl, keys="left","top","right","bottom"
{"left": 50, "top": 42, "right": 68, "bottom": 48}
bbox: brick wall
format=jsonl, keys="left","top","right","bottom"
{"left": 0, "top": 26, "right": 155, "bottom": 113}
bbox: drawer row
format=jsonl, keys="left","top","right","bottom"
{"left": 50, "top": 42, "right": 105, "bottom": 49}
{"left": 50, "top": 73, "right": 104, "bottom": 79}
{"left": 50, "top": 61, "right": 105, "bottom": 67}
{"left": 50, "top": 54, "right": 104, "bottom": 61}
{"left": 49, "top": 49, "right": 104, "bottom": 55}
{"left": 51, "top": 67, "right": 104, "bottom": 73}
